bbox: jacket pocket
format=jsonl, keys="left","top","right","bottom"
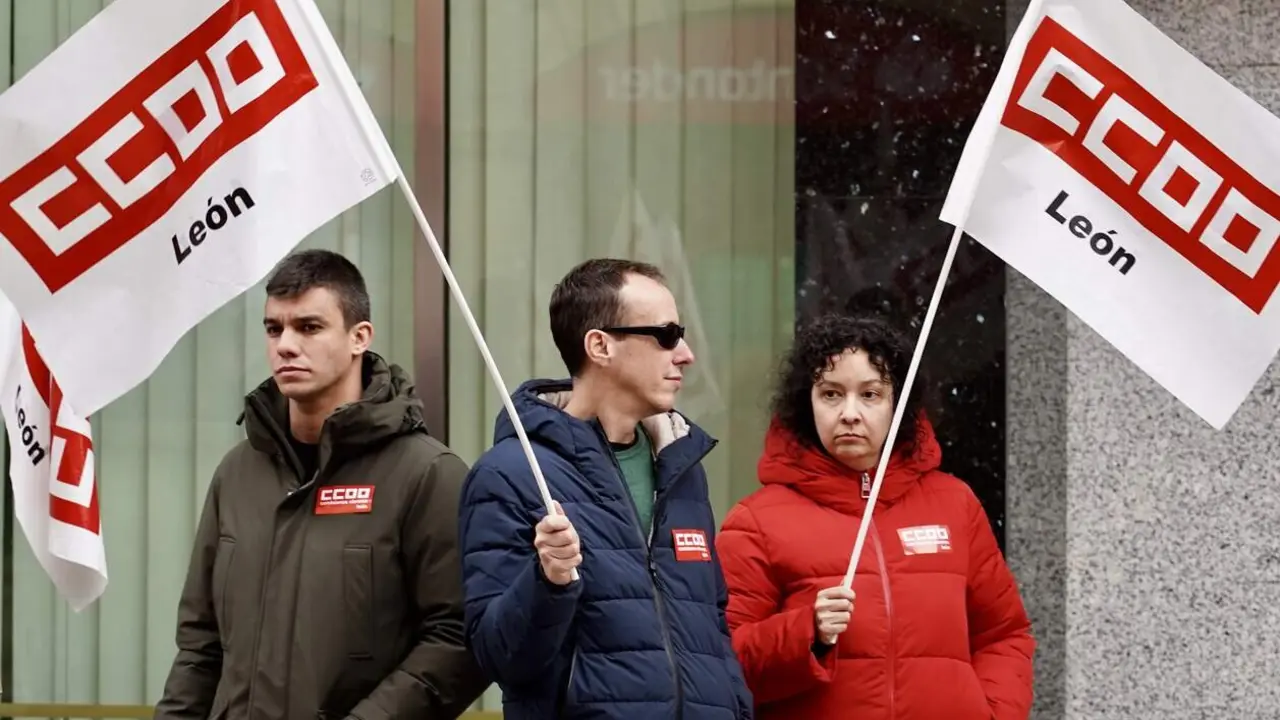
{"left": 559, "top": 647, "right": 581, "bottom": 712}
{"left": 343, "top": 544, "right": 374, "bottom": 659}
{"left": 213, "top": 537, "right": 236, "bottom": 646}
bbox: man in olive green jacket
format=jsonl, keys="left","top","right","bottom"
{"left": 154, "top": 250, "right": 489, "bottom": 720}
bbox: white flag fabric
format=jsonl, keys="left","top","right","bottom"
{"left": 0, "top": 291, "right": 106, "bottom": 611}
{"left": 0, "top": 0, "right": 397, "bottom": 417}
{"left": 941, "top": 0, "right": 1280, "bottom": 430}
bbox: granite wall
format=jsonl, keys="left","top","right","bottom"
{"left": 1004, "top": 1, "right": 1280, "bottom": 718}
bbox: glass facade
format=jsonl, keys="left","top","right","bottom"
{"left": 0, "top": 0, "right": 1015, "bottom": 716}
{"left": 444, "top": 0, "right": 796, "bottom": 531}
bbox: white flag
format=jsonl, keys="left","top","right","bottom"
{"left": 941, "top": 0, "right": 1280, "bottom": 430}
{"left": 0, "top": 292, "right": 106, "bottom": 611}
{"left": 0, "top": 0, "right": 397, "bottom": 417}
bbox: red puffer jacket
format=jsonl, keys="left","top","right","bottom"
{"left": 717, "top": 417, "right": 1034, "bottom": 719}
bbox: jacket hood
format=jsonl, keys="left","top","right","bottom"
{"left": 756, "top": 412, "right": 942, "bottom": 516}
{"left": 493, "top": 378, "right": 716, "bottom": 483}
{"left": 242, "top": 352, "right": 426, "bottom": 466}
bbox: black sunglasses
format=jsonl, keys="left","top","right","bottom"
{"left": 601, "top": 322, "right": 686, "bottom": 350}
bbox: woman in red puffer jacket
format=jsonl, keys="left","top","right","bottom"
{"left": 717, "top": 313, "right": 1035, "bottom": 720}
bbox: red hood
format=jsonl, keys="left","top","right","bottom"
{"left": 757, "top": 413, "right": 943, "bottom": 516}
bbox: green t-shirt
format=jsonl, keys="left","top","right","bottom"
{"left": 612, "top": 426, "right": 656, "bottom": 539}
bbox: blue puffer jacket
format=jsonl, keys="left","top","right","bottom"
{"left": 458, "top": 379, "right": 753, "bottom": 720}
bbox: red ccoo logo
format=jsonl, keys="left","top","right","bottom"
{"left": 19, "top": 325, "right": 98, "bottom": 534}
{"left": 672, "top": 529, "right": 711, "bottom": 562}
{"left": 315, "top": 485, "right": 375, "bottom": 515}
{"left": 898, "top": 524, "right": 951, "bottom": 555}
{"left": 0, "top": 0, "right": 318, "bottom": 293}
{"left": 1002, "top": 17, "right": 1280, "bottom": 314}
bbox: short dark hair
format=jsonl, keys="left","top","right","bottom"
{"left": 771, "top": 313, "right": 925, "bottom": 454}
{"left": 265, "top": 249, "right": 371, "bottom": 327}
{"left": 549, "top": 258, "right": 666, "bottom": 376}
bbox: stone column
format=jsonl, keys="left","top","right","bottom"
{"left": 1005, "top": 2, "right": 1280, "bottom": 718}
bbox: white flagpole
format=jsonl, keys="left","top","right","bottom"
{"left": 840, "top": 0, "right": 1049, "bottom": 589}
{"left": 391, "top": 175, "right": 550, "bottom": 504}
{"left": 391, "top": 174, "right": 583, "bottom": 576}
{"left": 290, "top": 0, "right": 579, "bottom": 580}
{"left": 841, "top": 223, "right": 963, "bottom": 589}
{"left": 391, "top": 170, "right": 578, "bottom": 581}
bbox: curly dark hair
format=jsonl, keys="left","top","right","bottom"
{"left": 771, "top": 312, "right": 925, "bottom": 454}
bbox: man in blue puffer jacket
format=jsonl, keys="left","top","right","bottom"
{"left": 458, "top": 258, "right": 753, "bottom": 719}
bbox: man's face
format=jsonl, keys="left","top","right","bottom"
{"left": 264, "top": 287, "right": 371, "bottom": 403}
{"left": 597, "top": 274, "right": 695, "bottom": 416}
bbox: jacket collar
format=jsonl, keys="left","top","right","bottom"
{"left": 756, "top": 413, "right": 942, "bottom": 516}
{"left": 495, "top": 378, "right": 717, "bottom": 489}
{"left": 240, "top": 352, "right": 426, "bottom": 474}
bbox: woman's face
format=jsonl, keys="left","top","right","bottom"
{"left": 811, "top": 348, "right": 895, "bottom": 472}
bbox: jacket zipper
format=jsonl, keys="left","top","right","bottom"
{"left": 244, "top": 466, "right": 319, "bottom": 717}
{"left": 243, "top": 396, "right": 323, "bottom": 719}
{"left": 869, "top": 517, "right": 896, "bottom": 718}
{"left": 596, "top": 424, "right": 709, "bottom": 720}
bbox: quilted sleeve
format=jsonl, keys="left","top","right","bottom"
{"left": 458, "top": 463, "right": 582, "bottom": 689}
{"left": 716, "top": 503, "right": 836, "bottom": 706}
{"left": 966, "top": 492, "right": 1036, "bottom": 719}
{"left": 712, "top": 523, "right": 755, "bottom": 719}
